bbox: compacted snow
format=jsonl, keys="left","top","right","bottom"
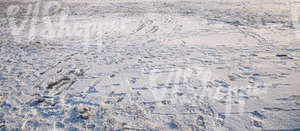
{"left": 0, "top": 0, "right": 300, "bottom": 130}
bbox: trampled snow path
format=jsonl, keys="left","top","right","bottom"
{"left": 0, "top": 0, "right": 300, "bottom": 130}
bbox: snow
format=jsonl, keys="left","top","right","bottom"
{"left": 0, "top": 0, "right": 300, "bottom": 130}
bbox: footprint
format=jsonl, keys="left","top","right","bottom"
{"left": 196, "top": 115, "right": 206, "bottom": 128}
{"left": 129, "top": 77, "right": 137, "bottom": 84}
{"left": 250, "top": 111, "right": 265, "bottom": 120}
{"left": 252, "top": 119, "right": 262, "bottom": 128}
{"left": 276, "top": 54, "right": 293, "bottom": 59}
{"left": 228, "top": 75, "right": 236, "bottom": 81}
{"left": 67, "top": 107, "right": 90, "bottom": 123}
{"left": 147, "top": 26, "right": 159, "bottom": 33}
{"left": 135, "top": 23, "right": 146, "bottom": 32}
{"left": 27, "top": 97, "right": 46, "bottom": 106}
{"left": 168, "top": 121, "right": 180, "bottom": 129}
{"left": 276, "top": 95, "right": 300, "bottom": 105}
{"left": 110, "top": 74, "right": 116, "bottom": 78}
{"left": 86, "top": 86, "right": 97, "bottom": 94}
{"left": 45, "top": 76, "right": 71, "bottom": 89}
{"left": 249, "top": 111, "right": 264, "bottom": 128}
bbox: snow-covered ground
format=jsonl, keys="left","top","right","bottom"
{"left": 1, "top": 0, "right": 300, "bottom": 130}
